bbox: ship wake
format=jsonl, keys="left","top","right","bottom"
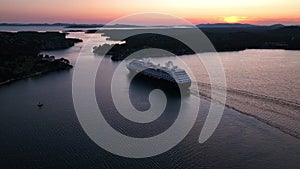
{"left": 190, "top": 81, "right": 300, "bottom": 139}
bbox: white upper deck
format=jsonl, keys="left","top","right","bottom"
{"left": 127, "top": 59, "right": 191, "bottom": 84}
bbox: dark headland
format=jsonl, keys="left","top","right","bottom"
{"left": 0, "top": 31, "right": 82, "bottom": 84}
{"left": 92, "top": 24, "right": 300, "bottom": 61}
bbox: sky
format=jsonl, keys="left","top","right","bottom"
{"left": 0, "top": 0, "right": 299, "bottom": 25}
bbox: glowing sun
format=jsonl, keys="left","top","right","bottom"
{"left": 223, "top": 16, "right": 247, "bottom": 23}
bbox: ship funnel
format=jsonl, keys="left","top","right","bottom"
{"left": 165, "top": 61, "right": 174, "bottom": 68}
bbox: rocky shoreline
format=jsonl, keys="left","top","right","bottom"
{"left": 0, "top": 31, "right": 82, "bottom": 84}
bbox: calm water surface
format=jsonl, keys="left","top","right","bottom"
{"left": 0, "top": 30, "right": 299, "bottom": 169}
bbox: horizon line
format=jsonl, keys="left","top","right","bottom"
{"left": 0, "top": 22, "right": 299, "bottom": 27}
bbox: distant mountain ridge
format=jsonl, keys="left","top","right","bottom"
{"left": 197, "top": 23, "right": 256, "bottom": 28}
{"left": 2, "top": 23, "right": 299, "bottom": 28}
{"left": 0, "top": 23, "right": 73, "bottom": 26}
{"left": 196, "top": 23, "right": 286, "bottom": 28}
{"left": 0, "top": 23, "right": 143, "bottom": 28}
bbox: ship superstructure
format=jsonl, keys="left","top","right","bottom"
{"left": 126, "top": 59, "right": 191, "bottom": 88}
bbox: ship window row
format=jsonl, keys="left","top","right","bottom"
{"left": 175, "top": 73, "right": 187, "bottom": 75}
{"left": 178, "top": 78, "right": 191, "bottom": 81}
{"left": 175, "top": 75, "right": 189, "bottom": 78}
{"left": 146, "top": 71, "right": 172, "bottom": 78}
{"left": 177, "top": 78, "right": 191, "bottom": 81}
{"left": 175, "top": 76, "right": 190, "bottom": 79}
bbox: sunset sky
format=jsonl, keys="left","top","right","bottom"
{"left": 0, "top": 0, "right": 299, "bottom": 25}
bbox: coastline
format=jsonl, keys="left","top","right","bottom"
{"left": 0, "top": 66, "right": 72, "bottom": 87}
{"left": 0, "top": 72, "right": 42, "bottom": 86}
{"left": 92, "top": 26, "right": 300, "bottom": 61}
{"left": 0, "top": 31, "right": 81, "bottom": 85}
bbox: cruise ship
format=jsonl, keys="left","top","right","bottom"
{"left": 126, "top": 59, "right": 192, "bottom": 88}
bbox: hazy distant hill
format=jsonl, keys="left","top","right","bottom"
{"left": 64, "top": 24, "right": 104, "bottom": 28}
{"left": 196, "top": 23, "right": 286, "bottom": 28}
{"left": 0, "top": 23, "right": 148, "bottom": 28}
{"left": 1, "top": 23, "right": 293, "bottom": 30}
{"left": 197, "top": 23, "right": 257, "bottom": 28}
{"left": 0, "top": 23, "right": 73, "bottom": 27}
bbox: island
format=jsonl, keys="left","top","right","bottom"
{"left": 92, "top": 25, "right": 300, "bottom": 61}
{"left": 0, "top": 31, "right": 82, "bottom": 84}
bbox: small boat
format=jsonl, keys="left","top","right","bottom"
{"left": 37, "top": 102, "right": 44, "bottom": 108}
